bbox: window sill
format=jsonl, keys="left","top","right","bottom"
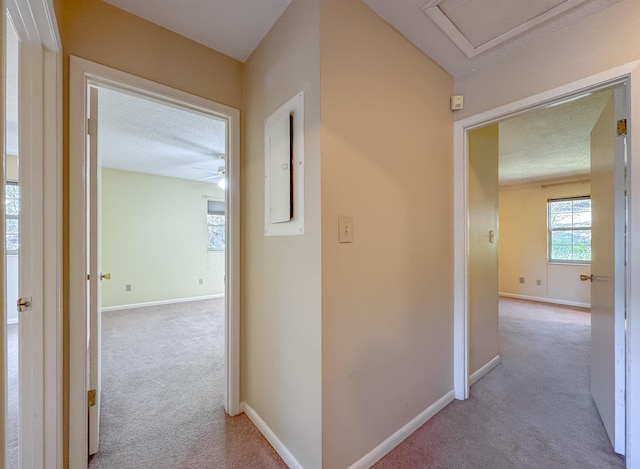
{"left": 547, "top": 261, "right": 591, "bottom": 266}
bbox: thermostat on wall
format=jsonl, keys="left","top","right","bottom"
{"left": 451, "top": 95, "right": 464, "bottom": 111}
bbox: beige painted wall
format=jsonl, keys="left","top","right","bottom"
{"left": 320, "top": 1, "right": 454, "bottom": 467}
{"left": 499, "top": 181, "right": 592, "bottom": 306}
{"left": 100, "top": 169, "right": 224, "bottom": 308}
{"left": 55, "top": 1, "right": 243, "bottom": 464}
{"left": 242, "top": 0, "right": 322, "bottom": 467}
{"left": 54, "top": 0, "right": 242, "bottom": 110}
{"left": 468, "top": 125, "right": 499, "bottom": 375}
{"left": 454, "top": 0, "right": 640, "bottom": 118}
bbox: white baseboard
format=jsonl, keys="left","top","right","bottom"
{"left": 101, "top": 294, "right": 225, "bottom": 312}
{"left": 348, "top": 390, "right": 455, "bottom": 469}
{"left": 499, "top": 292, "right": 590, "bottom": 309}
{"left": 241, "top": 402, "right": 304, "bottom": 469}
{"left": 470, "top": 355, "right": 501, "bottom": 386}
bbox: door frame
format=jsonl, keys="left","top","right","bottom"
{"left": 453, "top": 61, "right": 640, "bottom": 467}
{"left": 2, "top": 0, "right": 62, "bottom": 467}
{"left": 68, "top": 56, "right": 241, "bottom": 468}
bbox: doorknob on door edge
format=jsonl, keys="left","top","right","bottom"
{"left": 100, "top": 272, "right": 111, "bottom": 280}
{"left": 580, "top": 274, "right": 593, "bottom": 282}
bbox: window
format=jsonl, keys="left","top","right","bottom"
{"left": 207, "top": 199, "right": 225, "bottom": 251}
{"left": 5, "top": 182, "right": 20, "bottom": 253}
{"left": 548, "top": 196, "right": 591, "bottom": 263}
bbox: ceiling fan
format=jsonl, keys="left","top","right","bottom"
{"left": 194, "top": 165, "right": 226, "bottom": 189}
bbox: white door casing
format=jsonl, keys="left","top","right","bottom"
{"left": 69, "top": 56, "right": 241, "bottom": 467}
{"left": 3, "top": 0, "right": 62, "bottom": 467}
{"left": 87, "top": 85, "right": 102, "bottom": 455}
{"left": 454, "top": 61, "right": 640, "bottom": 468}
{"left": 589, "top": 87, "right": 627, "bottom": 454}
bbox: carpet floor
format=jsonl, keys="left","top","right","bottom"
{"left": 374, "top": 298, "right": 626, "bottom": 469}
{"left": 88, "top": 299, "right": 286, "bottom": 469}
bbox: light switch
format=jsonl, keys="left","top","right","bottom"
{"left": 339, "top": 216, "right": 353, "bottom": 243}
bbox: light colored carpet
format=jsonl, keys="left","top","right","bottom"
{"left": 374, "top": 298, "right": 626, "bottom": 469}
{"left": 88, "top": 299, "right": 286, "bottom": 469}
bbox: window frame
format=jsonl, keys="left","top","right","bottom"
{"left": 207, "top": 198, "right": 225, "bottom": 252}
{"left": 547, "top": 195, "right": 592, "bottom": 264}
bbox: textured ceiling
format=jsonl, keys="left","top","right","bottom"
{"left": 98, "top": 87, "right": 226, "bottom": 182}
{"left": 103, "top": 0, "right": 292, "bottom": 61}
{"left": 498, "top": 89, "right": 612, "bottom": 187}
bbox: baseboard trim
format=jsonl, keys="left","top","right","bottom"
{"left": 347, "top": 390, "right": 455, "bottom": 469}
{"left": 241, "top": 402, "right": 304, "bottom": 469}
{"left": 470, "top": 355, "right": 501, "bottom": 386}
{"left": 101, "top": 294, "right": 225, "bottom": 312}
{"left": 499, "top": 292, "right": 590, "bottom": 309}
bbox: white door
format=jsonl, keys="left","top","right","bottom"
{"left": 87, "top": 85, "right": 105, "bottom": 455}
{"left": 589, "top": 87, "right": 626, "bottom": 455}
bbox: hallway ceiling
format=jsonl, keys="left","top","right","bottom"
{"left": 362, "top": 0, "right": 624, "bottom": 76}
{"left": 103, "top": 0, "right": 623, "bottom": 76}
{"left": 85, "top": 1, "right": 620, "bottom": 186}
{"left": 103, "top": 0, "right": 292, "bottom": 62}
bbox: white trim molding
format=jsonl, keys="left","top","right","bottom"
{"left": 69, "top": 56, "right": 241, "bottom": 468}
{"left": 241, "top": 402, "right": 305, "bottom": 469}
{"left": 101, "top": 294, "right": 225, "bottom": 312}
{"left": 469, "top": 355, "right": 501, "bottom": 386}
{"left": 453, "top": 60, "right": 640, "bottom": 469}
{"left": 347, "top": 391, "right": 455, "bottom": 469}
{"left": 3, "top": 0, "right": 62, "bottom": 467}
{"left": 499, "top": 292, "right": 590, "bottom": 309}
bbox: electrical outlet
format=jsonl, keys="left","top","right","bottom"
{"left": 199, "top": 278, "right": 204, "bottom": 285}
{"left": 126, "top": 284, "right": 132, "bottom": 292}
{"left": 536, "top": 279, "right": 542, "bottom": 286}
{"left": 519, "top": 277, "right": 525, "bottom": 284}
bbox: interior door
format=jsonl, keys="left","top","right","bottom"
{"left": 87, "top": 85, "right": 103, "bottom": 455}
{"left": 589, "top": 87, "right": 626, "bottom": 455}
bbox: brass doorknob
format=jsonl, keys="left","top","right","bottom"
{"left": 580, "top": 274, "right": 593, "bottom": 282}
{"left": 101, "top": 272, "right": 111, "bottom": 280}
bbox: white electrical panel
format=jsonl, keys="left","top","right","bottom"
{"left": 264, "top": 91, "right": 304, "bottom": 236}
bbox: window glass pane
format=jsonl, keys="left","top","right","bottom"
{"left": 5, "top": 184, "right": 19, "bottom": 216}
{"left": 549, "top": 200, "right": 572, "bottom": 214}
{"left": 572, "top": 199, "right": 591, "bottom": 212}
{"left": 573, "top": 211, "right": 591, "bottom": 227}
{"left": 6, "top": 218, "right": 19, "bottom": 252}
{"left": 549, "top": 212, "right": 573, "bottom": 229}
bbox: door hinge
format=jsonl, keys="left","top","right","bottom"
{"left": 17, "top": 297, "right": 32, "bottom": 313}
{"left": 87, "top": 117, "right": 97, "bottom": 137}
{"left": 88, "top": 389, "right": 96, "bottom": 407}
{"left": 617, "top": 119, "right": 627, "bottom": 136}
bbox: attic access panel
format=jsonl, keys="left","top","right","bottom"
{"left": 423, "top": 0, "right": 588, "bottom": 58}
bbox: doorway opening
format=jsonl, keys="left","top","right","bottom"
{"left": 462, "top": 81, "right": 628, "bottom": 459}
{"left": 69, "top": 57, "right": 241, "bottom": 467}
{"left": 85, "top": 83, "right": 229, "bottom": 466}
